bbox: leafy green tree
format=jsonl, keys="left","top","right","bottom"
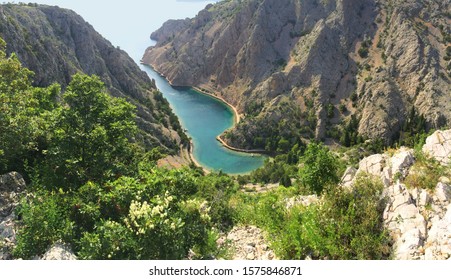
{"left": 44, "top": 74, "right": 141, "bottom": 188}
{"left": 0, "top": 38, "right": 59, "bottom": 175}
{"left": 277, "top": 138, "right": 291, "bottom": 153}
{"left": 298, "top": 142, "right": 339, "bottom": 194}
{"left": 0, "top": 38, "right": 34, "bottom": 173}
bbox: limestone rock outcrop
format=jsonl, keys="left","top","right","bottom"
{"left": 422, "top": 130, "right": 451, "bottom": 166}
{"left": 0, "top": 172, "right": 26, "bottom": 260}
{"left": 41, "top": 242, "right": 77, "bottom": 260}
{"left": 217, "top": 226, "right": 277, "bottom": 260}
{"left": 343, "top": 130, "right": 451, "bottom": 260}
{"left": 383, "top": 183, "right": 427, "bottom": 260}
{"left": 340, "top": 166, "right": 357, "bottom": 188}
{"left": 425, "top": 205, "right": 451, "bottom": 260}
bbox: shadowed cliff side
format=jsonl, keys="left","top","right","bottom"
{"left": 0, "top": 3, "right": 187, "bottom": 153}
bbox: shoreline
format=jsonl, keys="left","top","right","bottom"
{"left": 192, "top": 86, "right": 241, "bottom": 125}
{"left": 141, "top": 61, "right": 268, "bottom": 169}
{"left": 216, "top": 136, "right": 268, "bottom": 154}
{"left": 193, "top": 87, "right": 270, "bottom": 155}
{"left": 188, "top": 140, "right": 210, "bottom": 174}
{"left": 141, "top": 61, "right": 241, "bottom": 124}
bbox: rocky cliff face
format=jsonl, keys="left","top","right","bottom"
{"left": 143, "top": 0, "right": 450, "bottom": 150}
{"left": 0, "top": 172, "right": 25, "bottom": 260}
{"left": 341, "top": 129, "right": 451, "bottom": 260}
{"left": 0, "top": 3, "right": 186, "bottom": 153}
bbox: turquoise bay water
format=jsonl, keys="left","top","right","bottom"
{"left": 30, "top": 0, "right": 266, "bottom": 173}
{"left": 144, "top": 66, "right": 266, "bottom": 174}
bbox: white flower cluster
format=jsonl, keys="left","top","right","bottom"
{"left": 182, "top": 199, "right": 211, "bottom": 222}
{"left": 125, "top": 192, "right": 180, "bottom": 235}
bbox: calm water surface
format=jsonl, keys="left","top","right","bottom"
{"left": 144, "top": 66, "right": 266, "bottom": 174}
{"left": 30, "top": 0, "right": 267, "bottom": 173}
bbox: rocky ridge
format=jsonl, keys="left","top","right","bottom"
{"left": 0, "top": 3, "right": 186, "bottom": 153}
{"left": 0, "top": 172, "right": 25, "bottom": 260}
{"left": 341, "top": 129, "right": 451, "bottom": 260}
{"left": 143, "top": 0, "right": 450, "bottom": 150}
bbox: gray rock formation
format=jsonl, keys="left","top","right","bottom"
{"left": 422, "top": 130, "right": 451, "bottom": 166}
{"left": 41, "top": 242, "right": 77, "bottom": 260}
{"left": 340, "top": 166, "right": 357, "bottom": 188}
{"left": 342, "top": 131, "right": 451, "bottom": 259}
{"left": 143, "top": 0, "right": 450, "bottom": 149}
{"left": 285, "top": 195, "right": 319, "bottom": 209}
{"left": 383, "top": 183, "right": 427, "bottom": 260}
{"left": 217, "top": 225, "right": 277, "bottom": 260}
{"left": 0, "top": 172, "right": 26, "bottom": 260}
{"left": 389, "top": 148, "right": 415, "bottom": 180}
{"left": 0, "top": 3, "right": 186, "bottom": 153}
{"left": 425, "top": 205, "right": 451, "bottom": 260}
{"left": 435, "top": 182, "right": 451, "bottom": 204}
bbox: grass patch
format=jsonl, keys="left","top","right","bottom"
{"left": 403, "top": 151, "right": 451, "bottom": 191}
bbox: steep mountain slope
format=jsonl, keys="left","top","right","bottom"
{"left": 143, "top": 0, "right": 450, "bottom": 151}
{"left": 0, "top": 3, "right": 186, "bottom": 153}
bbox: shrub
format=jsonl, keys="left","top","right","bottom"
{"left": 274, "top": 175, "right": 391, "bottom": 260}
{"left": 326, "top": 103, "right": 335, "bottom": 118}
{"left": 404, "top": 151, "right": 451, "bottom": 191}
{"left": 358, "top": 46, "right": 369, "bottom": 58}
{"left": 339, "top": 104, "right": 347, "bottom": 114}
{"left": 298, "top": 143, "right": 339, "bottom": 194}
{"left": 14, "top": 192, "right": 75, "bottom": 258}
{"left": 232, "top": 176, "right": 391, "bottom": 260}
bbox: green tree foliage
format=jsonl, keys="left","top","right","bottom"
{"left": 0, "top": 37, "right": 236, "bottom": 260}
{"left": 0, "top": 37, "right": 35, "bottom": 174}
{"left": 195, "top": 173, "right": 238, "bottom": 230}
{"left": 0, "top": 38, "right": 140, "bottom": 186}
{"left": 242, "top": 144, "right": 303, "bottom": 186}
{"left": 397, "top": 107, "right": 428, "bottom": 148}
{"left": 358, "top": 39, "right": 371, "bottom": 58}
{"left": 0, "top": 38, "right": 59, "bottom": 175}
{"left": 14, "top": 190, "right": 75, "bottom": 258}
{"left": 14, "top": 166, "right": 231, "bottom": 260}
{"left": 340, "top": 115, "right": 361, "bottom": 147}
{"left": 225, "top": 99, "right": 304, "bottom": 153}
{"left": 326, "top": 103, "right": 335, "bottom": 118}
{"left": 43, "top": 74, "right": 141, "bottom": 189}
{"left": 298, "top": 143, "right": 339, "bottom": 194}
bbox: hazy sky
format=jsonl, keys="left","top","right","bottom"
{"left": 17, "top": 0, "right": 218, "bottom": 61}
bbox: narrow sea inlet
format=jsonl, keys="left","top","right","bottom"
{"left": 143, "top": 66, "right": 266, "bottom": 174}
